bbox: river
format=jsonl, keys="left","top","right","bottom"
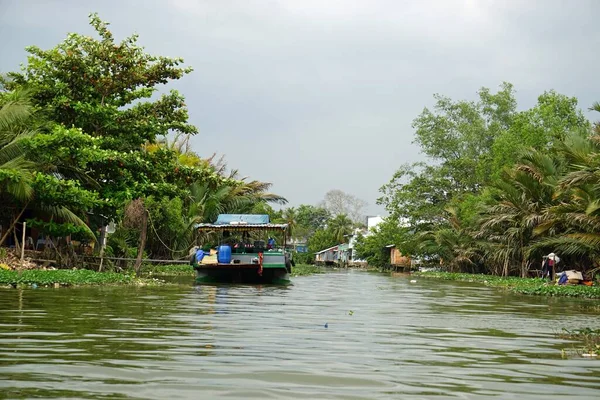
{"left": 1, "top": 270, "right": 599, "bottom": 399}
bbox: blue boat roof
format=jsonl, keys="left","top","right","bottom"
{"left": 215, "top": 214, "right": 270, "bottom": 225}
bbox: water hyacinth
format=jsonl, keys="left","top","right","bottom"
{"left": 414, "top": 271, "right": 600, "bottom": 299}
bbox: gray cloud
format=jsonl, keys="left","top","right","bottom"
{"left": 1, "top": 0, "right": 599, "bottom": 214}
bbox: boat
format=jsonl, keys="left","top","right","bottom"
{"left": 193, "top": 214, "right": 291, "bottom": 284}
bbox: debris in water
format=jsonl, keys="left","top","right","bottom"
{"left": 410, "top": 280, "right": 417, "bottom": 283}
{"left": 31, "top": 283, "right": 38, "bottom": 289}
{"left": 324, "top": 322, "right": 328, "bottom": 328}
{"left": 348, "top": 310, "right": 354, "bottom": 316}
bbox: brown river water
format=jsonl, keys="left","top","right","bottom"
{"left": 1, "top": 270, "right": 599, "bottom": 399}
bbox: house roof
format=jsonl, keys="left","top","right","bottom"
{"left": 314, "top": 245, "right": 339, "bottom": 254}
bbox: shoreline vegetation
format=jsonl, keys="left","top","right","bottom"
{"left": 414, "top": 271, "right": 600, "bottom": 299}
{"left": 0, "top": 263, "right": 324, "bottom": 288}
{"left": 0, "top": 268, "right": 163, "bottom": 288}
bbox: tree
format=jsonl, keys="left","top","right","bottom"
{"left": 477, "top": 149, "right": 562, "bottom": 277}
{"left": 533, "top": 132, "right": 600, "bottom": 265}
{"left": 489, "top": 91, "right": 589, "bottom": 182}
{"left": 419, "top": 207, "right": 484, "bottom": 273}
{"left": 327, "top": 214, "right": 354, "bottom": 244}
{"left": 354, "top": 218, "right": 413, "bottom": 267}
{"left": 3, "top": 13, "right": 201, "bottom": 224}
{"left": 412, "top": 82, "right": 517, "bottom": 192}
{"left": 379, "top": 83, "right": 591, "bottom": 274}
{"left": 307, "top": 228, "right": 337, "bottom": 254}
{"left": 0, "top": 90, "right": 98, "bottom": 247}
{"left": 320, "top": 189, "right": 367, "bottom": 223}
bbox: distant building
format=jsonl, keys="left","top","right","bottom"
{"left": 314, "top": 245, "right": 339, "bottom": 265}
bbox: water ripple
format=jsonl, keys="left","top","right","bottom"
{"left": 1, "top": 270, "right": 599, "bottom": 399}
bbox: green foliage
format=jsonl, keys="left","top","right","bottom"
{"left": 291, "top": 263, "right": 324, "bottom": 277}
{"left": 0, "top": 269, "right": 138, "bottom": 286}
{"left": 144, "top": 196, "right": 188, "bottom": 258}
{"left": 327, "top": 214, "right": 354, "bottom": 243}
{"left": 307, "top": 228, "right": 337, "bottom": 254}
{"left": 376, "top": 83, "right": 598, "bottom": 276}
{"left": 1, "top": 13, "right": 287, "bottom": 264}
{"left": 489, "top": 91, "right": 589, "bottom": 182}
{"left": 295, "top": 204, "right": 331, "bottom": 233}
{"left": 354, "top": 218, "right": 413, "bottom": 267}
{"left": 415, "top": 271, "right": 600, "bottom": 298}
{"left": 26, "top": 218, "right": 94, "bottom": 241}
{"left": 105, "top": 227, "right": 138, "bottom": 259}
{"left": 292, "top": 252, "right": 314, "bottom": 265}
{"left": 4, "top": 12, "right": 200, "bottom": 223}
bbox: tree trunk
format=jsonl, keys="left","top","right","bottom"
{"left": 134, "top": 208, "right": 148, "bottom": 276}
{"left": 98, "top": 225, "right": 107, "bottom": 272}
{"left": 0, "top": 203, "right": 29, "bottom": 247}
{"left": 13, "top": 229, "right": 21, "bottom": 254}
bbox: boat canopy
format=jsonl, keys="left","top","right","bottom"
{"left": 216, "top": 214, "right": 270, "bottom": 225}
{"left": 196, "top": 214, "right": 288, "bottom": 232}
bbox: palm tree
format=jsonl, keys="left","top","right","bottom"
{"left": 282, "top": 207, "right": 297, "bottom": 239}
{"left": 0, "top": 89, "right": 94, "bottom": 246}
{"left": 327, "top": 214, "right": 354, "bottom": 244}
{"left": 420, "top": 207, "right": 483, "bottom": 272}
{"left": 477, "top": 149, "right": 561, "bottom": 277}
{"left": 0, "top": 89, "right": 38, "bottom": 245}
{"left": 533, "top": 133, "right": 600, "bottom": 266}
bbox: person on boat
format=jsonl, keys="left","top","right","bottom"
{"left": 267, "top": 237, "right": 276, "bottom": 250}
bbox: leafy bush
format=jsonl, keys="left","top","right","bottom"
{"left": 293, "top": 252, "right": 314, "bottom": 265}
{"left": 291, "top": 264, "right": 324, "bottom": 277}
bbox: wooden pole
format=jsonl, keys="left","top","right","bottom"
{"left": 20, "top": 222, "right": 26, "bottom": 261}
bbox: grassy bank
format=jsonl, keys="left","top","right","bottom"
{"left": 0, "top": 269, "right": 164, "bottom": 288}
{"left": 414, "top": 271, "right": 600, "bottom": 299}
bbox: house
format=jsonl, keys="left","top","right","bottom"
{"left": 314, "top": 245, "right": 339, "bottom": 265}
{"left": 384, "top": 244, "right": 413, "bottom": 271}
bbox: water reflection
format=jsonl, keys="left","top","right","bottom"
{"left": 1, "top": 271, "right": 599, "bottom": 399}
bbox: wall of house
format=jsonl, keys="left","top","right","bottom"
{"left": 391, "top": 248, "right": 410, "bottom": 266}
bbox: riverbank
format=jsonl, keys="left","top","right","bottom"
{"left": 414, "top": 271, "right": 600, "bottom": 299}
{"left": 0, "top": 269, "right": 164, "bottom": 288}
{"left": 0, "top": 263, "right": 324, "bottom": 288}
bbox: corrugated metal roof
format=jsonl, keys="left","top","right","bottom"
{"left": 314, "top": 245, "right": 339, "bottom": 254}
{"left": 215, "top": 214, "right": 270, "bottom": 225}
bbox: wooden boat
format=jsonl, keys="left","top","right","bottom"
{"left": 193, "top": 214, "right": 291, "bottom": 284}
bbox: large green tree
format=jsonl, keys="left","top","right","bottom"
{"left": 3, "top": 13, "right": 206, "bottom": 224}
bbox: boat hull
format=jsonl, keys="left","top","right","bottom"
{"left": 194, "top": 264, "right": 291, "bottom": 285}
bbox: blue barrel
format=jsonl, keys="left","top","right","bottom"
{"left": 217, "top": 245, "right": 232, "bottom": 264}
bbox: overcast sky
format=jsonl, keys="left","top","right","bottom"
{"left": 1, "top": 0, "right": 599, "bottom": 215}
